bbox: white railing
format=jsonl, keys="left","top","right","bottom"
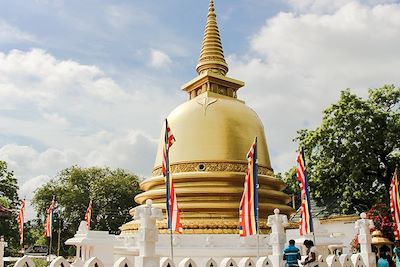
{"left": 13, "top": 254, "right": 368, "bottom": 267}
{"left": 6, "top": 203, "right": 374, "bottom": 267}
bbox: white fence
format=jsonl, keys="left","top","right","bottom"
{"left": 13, "top": 254, "right": 367, "bottom": 267}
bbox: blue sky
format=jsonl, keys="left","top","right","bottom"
{"left": 1, "top": 0, "right": 400, "bottom": 218}
{"left": 0, "top": 1, "right": 285, "bottom": 81}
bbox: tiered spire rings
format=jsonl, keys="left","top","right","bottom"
{"left": 196, "top": 0, "right": 229, "bottom": 76}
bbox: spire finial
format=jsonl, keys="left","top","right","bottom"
{"left": 209, "top": 0, "right": 215, "bottom": 13}
{"left": 196, "top": 0, "right": 229, "bottom": 76}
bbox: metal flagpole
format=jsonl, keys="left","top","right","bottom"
{"left": 303, "top": 148, "right": 315, "bottom": 246}
{"left": 255, "top": 137, "right": 260, "bottom": 260}
{"left": 257, "top": 207, "right": 260, "bottom": 260}
{"left": 169, "top": 226, "right": 174, "bottom": 261}
{"left": 48, "top": 196, "right": 55, "bottom": 262}
{"left": 48, "top": 236, "right": 52, "bottom": 261}
{"left": 168, "top": 175, "right": 174, "bottom": 262}
{"left": 165, "top": 119, "right": 174, "bottom": 262}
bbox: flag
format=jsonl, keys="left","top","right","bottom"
{"left": 163, "top": 119, "right": 183, "bottom": 234}
{"left": 296, "top": 149, "right": 314, "bottom": 236}
{"left": 44, "top": 198, "right": 55, "bottom": 238}
{"left": 17, "top": 199, "right": 25, "bottom": 245}
{"left": 239, "top": 137, "right": 258, "bottom": 236}
{"left": 85, "top": 200, "right": 92, "bottom": 229}
{"left": 390, "top": 169, "right": 400, "bottom": 240}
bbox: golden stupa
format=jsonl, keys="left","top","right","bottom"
{"left": 121, "top": 0, "right": 293, "bottom": 234}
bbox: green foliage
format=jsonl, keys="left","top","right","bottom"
{"left": 277, "top": 167, "right": 299, "bottom": 209}
{"left": 0, "top": 160, "right": 20, "bottom": 256}
{"left": 0, "top": 196, "right": 10, "bottom": 208}
{"left": 31, "top": 166, "right": 142, "bottom": 256}
{"left": 0, "top": 161, "right": 19, "bottom": 207}
{"left": 32, "top": 258, "right": 48, "bottom": 267}
{"left": 295, "top": 85, "right": 400, "bottom": 214}
{"left": 24, "top": 219, "right": 48, "bottom": 246}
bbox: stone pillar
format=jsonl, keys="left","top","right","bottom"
{"left": 76, "top": 245, "right": 80, "bottom": 259}
{"left": 72, "top": 245, "right": 83, "bottom": 267}
{"left": 355, "top": 212, "right": 376, "bottom": 267}
{"left": 134, "top": 199, "right": 163, "bottom": 267}
{"left": 267, "top": 209, "right": 288, "bottom": 267}
{"left": 0, "top": 237, "right": 7, "bottom": 267}
{"left": 81, "top": 245, "right": 85, "bottom": 261}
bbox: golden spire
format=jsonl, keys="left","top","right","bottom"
{"left": 196, "top": 0, "right": 229, "bottom": 76}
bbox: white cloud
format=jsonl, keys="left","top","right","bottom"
{"left": 0, "top": 49, "right": 128, "bottom": 108}
{"left": 229, "top": 1, "right": 400, "bottom": 172}
{"left": 285, "top": 0, "right": 398, "bottom": 13}
{"left": 0, "top": 49, "right": 177, "bottom": 144}
{"left": 149, "top": 48, "right": 172, "bottom": 69}
{"left": 0, "top": 48, "right": 180, "bottom": 218}
{"left": 0, "top": 19, "right": 36, "bottom": 43}
{"left": 0, "top": 130, "right": 157, "bottom": 218}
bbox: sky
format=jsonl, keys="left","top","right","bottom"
{"left": 1, "top": 0, "right": 400, "bottom": 219}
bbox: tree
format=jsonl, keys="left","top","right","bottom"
{"left": 276, "top": 167, "right": 300, "bottom": 209}
{"left": 294, "top": 85, "right": 400, "bottom": 214}
{"left": 0, "top": 160, "right": 20, "bottom": 256}
{"left": 32, "top": 166, "right": 142, "bottom": 255}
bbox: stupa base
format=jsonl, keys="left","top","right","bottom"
{"left": 120, "top": 218, "right": 276, "bottom": 235}
{"left": 115, "top": 233, "right": 272, "bottom": 263}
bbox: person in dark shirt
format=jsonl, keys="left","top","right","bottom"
{"left": 283, "top": 239, "right": 301, "bottom": 267}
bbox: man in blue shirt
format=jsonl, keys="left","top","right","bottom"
{"left": 394, "top": 240, "right": 400, "bottom": 267}
{"left": 378, "top": 252, "right": 389, "bottom": 267}
{"left": 283, "top": 239, "right": 301, "bottom": 267}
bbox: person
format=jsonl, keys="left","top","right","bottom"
{"left": 386, "top": 251, "right": 395, "bottom": 267}
{"left": 378, "top": 252, "right": 390, "bottom": 267}
{"left": 394, "top": 240, "right": 400, "bottom": 267}
{"left": 301, "top": 240, "right": 318, "bottom": 267}
{"left": 283, "top": 239, "right": 301, "bottom": 267}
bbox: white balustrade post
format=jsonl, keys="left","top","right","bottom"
{"left": 267, "top": 209, "right": 288, "bottom": 267}
{"left": 82, "top": 245, "right": 86, "bottom": 261}
{"left": 355, "top": 212, "right": 376, "bottom": 267}
{"left": 134, "top": 199, "right": 163, "bottom": 267}
{"left": 0, "top": 237, "right": 7, "bottom": 267}
{"left": 76, "top": 245, "right": 80, "bottom": 259}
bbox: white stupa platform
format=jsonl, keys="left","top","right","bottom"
{"left": 115, "top": 234, "right": 271, "bottom": 263}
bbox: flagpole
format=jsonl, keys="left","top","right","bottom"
{"left": 48, "top": 233, "right": 53, "bottom": 262}
{"left": 48, "top": 196, "right": 55, "bottom": 262}
{"left": 19, "top": 197, "right": 26, "bottom": 251}
{"left": 255, "top": 137, "right": 260, "bottom": 260}
{"left": 169, "top": 228, "right": 174, "bottom": 262}
{"left": 165, "top": 119, "right": 174, "bottom": 262}
{"left": 302, "top": 148, "right": 315, "bottom": 245}
{"left": 168, "top": 177, "right": 174, "bottom": 262}
{"left": 257, "top": 210, "right": 260, "bottom": 260}
{"left": 22, "top": 198, "right": 25, "bottom": 250}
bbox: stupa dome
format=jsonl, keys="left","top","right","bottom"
{"left": 154, "top": 92, "right": 272, "bottom": 168}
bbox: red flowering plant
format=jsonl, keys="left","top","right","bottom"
{"left": 350, "top": 235, "right": 360, "bottom": 253}
{"left": 367, "top": 203, "right": 395, "bottom": 241}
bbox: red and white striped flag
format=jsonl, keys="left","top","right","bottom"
{"left": 44, "top": 198, "right": 55, "bottom": 238}
{"left": 85, "top": 200, "right": 92, "bottom": 229}
{"left": 163, "top": 119, "right": 183, "bottom": 234}
{"left": 390, "top": 169, "right": 400, "bottom": 240}
{"left": 296, "top": 149, "right": 314, "bottom": 236}
{"left": 17, "top": 199, "right": 25, "bottom": 245}
{"left": 239, "top": 138, "right": 258, "bottom": 237}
